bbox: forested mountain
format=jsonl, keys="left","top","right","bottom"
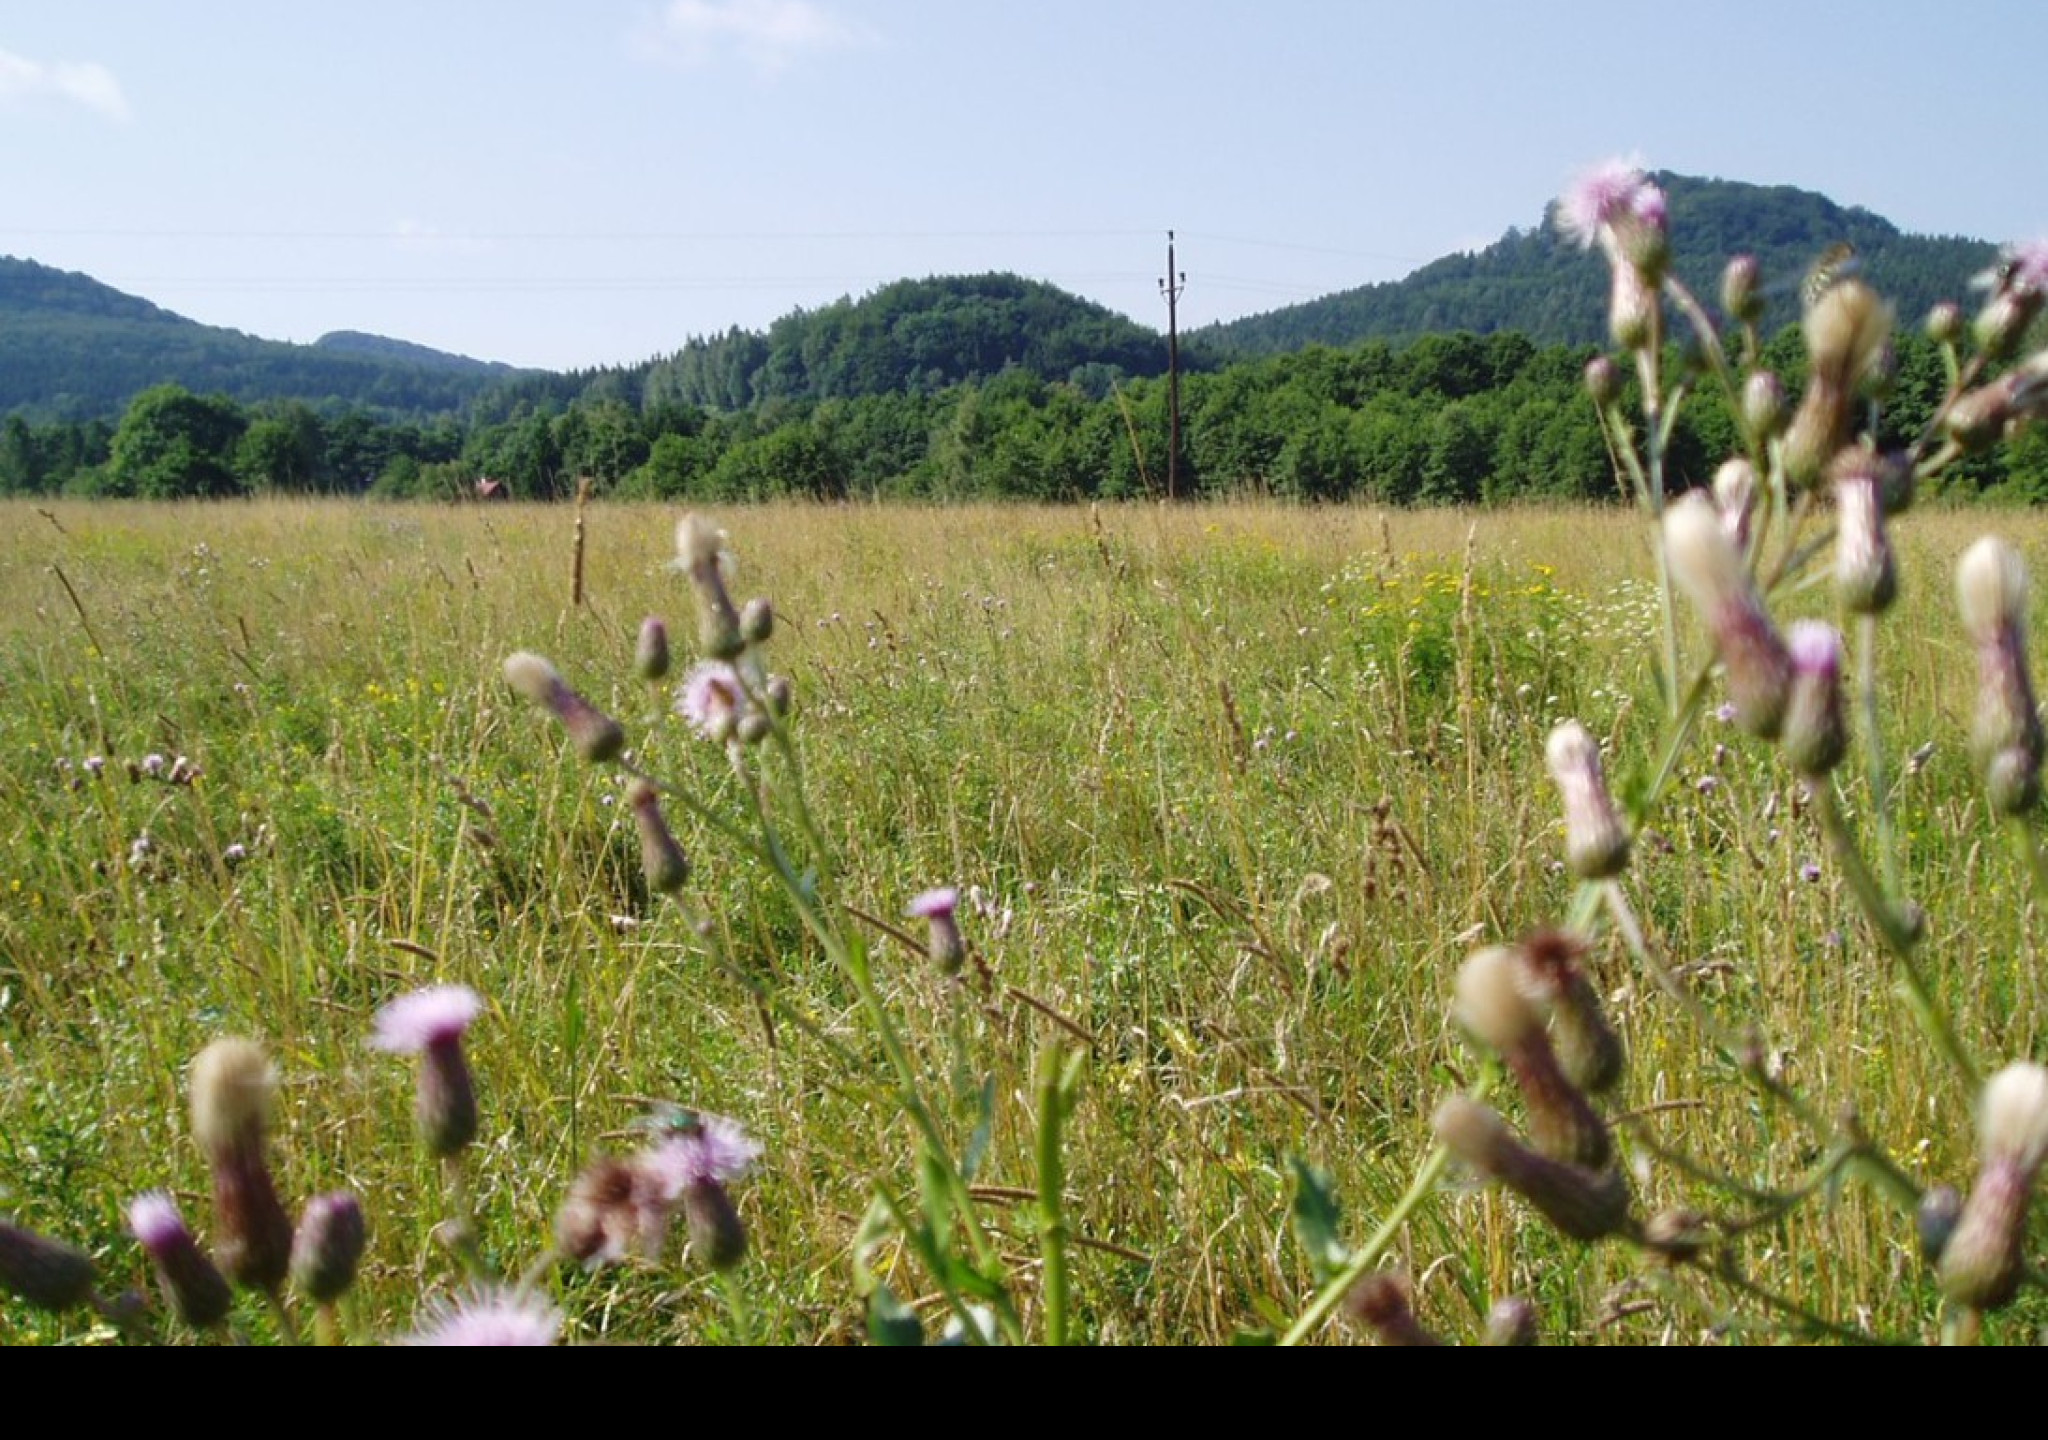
{"left": 1195, "top": 174, "right": 1999, "bottom": 357}
{"left": 0, "top": 257, "right": 523, "bottom": 420}
{"left": 311, "top": 330, "right": 516, "bottom": 376}
{"left": 631, "top": 273, "right": 1176, "bottom": 411}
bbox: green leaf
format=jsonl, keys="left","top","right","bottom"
{"left": 851, "top": 1192, "right": 897, "bottom": 1298}
{"left": 867, "top": 1284, "right": 925, "bottom": 1347}
{"left": 1230, "top": 1328, "right": 1278, "bottom": 1347}
{"left": 1288, "top": 1155, "right": 1351, "bottom": 1284}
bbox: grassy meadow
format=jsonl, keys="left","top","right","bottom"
{"left": 1, "top": 495, "right": 2044, "bottom": 1344}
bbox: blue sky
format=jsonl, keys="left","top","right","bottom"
{"left": 2, "top": 2, "right": 2043, "bottom": 371}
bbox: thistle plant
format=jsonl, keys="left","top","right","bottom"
{"left": 1282, "top": 161, "right": 2048, "bottom": 1346}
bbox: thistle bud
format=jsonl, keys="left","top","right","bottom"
{"left": 1455, "top": 947, "right": 1610, "bottom": 1168}
{"left": 634, "top": 618, "right": 671, "bottom": 682}
{"left": 0, "top": 1219, "right": 98, "bottom": 1314}
{"left": 370, "top": 986, "right": 484, "bottom": 1159}
{"left": 1432, "top": 1096, "right": 1630, "bottom": 1243}
{"left": 1740, "top": 371, "right": 1787, "bottom": 448}
{"left": 1722, "top": 254, "right": 1763, "bottom": 325}
{"left": 1926, "top": 301, "right": 1965, "bottom": 346}
{"left": 1642, "top": 1208, "right": 1711, "bottom": 1263}
{"left": 1917, "top": 1185, "right": 1964, "bottom": 1266}
{"left": 1956, "top": 538, "right": 2045, "bottom": 816}
{"left": 1713, "top": 459, "right": 1758, "bottom": 554}
{"left": 1512, "top": 930, "right": 1624, "bottom": 1096}
{"left": 739, "top": 598, "right": 775, "bottom": 647}
{"left": 1974, "top": 289, "right": 2042, "bottom": 363}
{"left": 1544, "top": 722, "right": 1629, "bottom": 881}
{"left": 1782, "top": 623, "right": 1849, "bottom": 778}
{"left": 764, "top": 675, "right": 794, "bottom": 718}
{"left": 1784, "top": 281, "right": 1892, "bottom": 489}
{"left": 908, "top": 887, "right": 967, "bottom": 977}
{"left": 1945, "top": 379, "right": 2018, "bottom": 454}
{"left": 189, "top": 1038, "right": 295, "bottom": 1295}
{"left": 683, "top": 1179, "right": 748, "bottom": 1272}
{"left": 1481, "top": 1296, "right": 1539, "bottom": 1347}
{"left": 1584, "top": 356, "right": 1622, "bottom": 409}
{"left": 128, "top": 1191, "right": 232, "bottom": 1329}
{"left": 1343, "top": 1273, "right": 1442, "bottom": 1347}
{"left": 628, "top": 780, "right": 690, "bottom": 895}
{"left": 290, "top": 1192, "right": 366, "bottom": 1306}
{"left": 1937, "top": 1063, "right": 2048, "bottom": 1311}
{"left": 1832, "top": 454, "right": 1896, "bottom": 615}
{"left": 1665, "top": 493, "right": 1793, "bottom": 739}
{"left": 676, "top": 515, "right": 745, "bottom": 661}
{"left": 502, "top": 652, "right": 625, "bottom": 765}
{"left": 1608, "top": 263, "right": 1657, "bottom": 353}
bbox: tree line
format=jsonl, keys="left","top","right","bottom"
{"left": 7, "top": 326, "right": 2045, "bottom": 505}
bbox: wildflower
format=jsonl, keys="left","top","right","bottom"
{"left": 1926, "top": 301, "right": 1965, "bottom": 346}
{"left": 406, "top": 1286, "right": 563, "bottom": 1347}
{"left": 370, "top": 985, "right": 483, "bottom": 1159}
{"left": 1938, "top": 1063, "right": 2048, "bottom": 1311}
{"left": 740, "top": 597, "right": 775, "bottom": 647}
{"left": 628, "top": 780, "right": 690, "bottom": 894}
{"left": 1783, "top": 622, "right": 1848, "bottom": 777}
{"left": 1512, "top": 930, "right": 1624, "bottom": 1096}
{"left": 1740, "top": 372, "right": 1787, "bottom": 448}
{"left": 1544, "top": 723, "right": 1629, "bottom": 881}
{"left": 908, "top": 886, "right": 968, "bottom": 976}
{"left": 140, "top": 753, "right": 166, "bottom": 778}
{"left": 1833, "top": 451, "right": 1898, "bottom": 614}
{"left": 1433, "top": 1096, "right": 1629, "bottom": 1242}
{"left": 128, "top": 833, "right": 153, "bottom": 869}
{"left": 1721, "top": 254, "right": 1763, "bottom": 326}
{"left": 1558, "top": 159, "right": 1667, "bottom": 277}
{"left": 1343, "top": 1273, "right": 1442, "bottom": 1347}
{"left": 502, "top": 652, "right": 625, "bottom": 764}
{"left": 290, "top": 1192, "right": 366, "bottom": 1306}
{"left": 0, "top": 1219, "right": 98, "bottom": 1314}
{"left": 1455, "top": 947, "right": 1610, "bottom": 1168}
{"left": 1974, "top": 239, "right": 2048, "bottom": 359}
{"left": 128, "top": 1191, "right": 233, "bottom": 1329}
{"left": 644, "top": 1112, "right": 760, "bottom": 1273}
{"left": 1783, "top": 280, "right": 1893, "bottom": 487}
{"left": 555, "top": 1155, "right": 675, "bottom": 1268}
{"left": 1583, "top": 355, "right": 1621, "bottom": 409}
{"left": 677, "top": 660, "right": 747, "bottom": 743}
{"left": 1956, "top": 538, "right": 2044, "bottom": 815}
{"left": 1713, "top": 459, "right": 1758, "bottom": 554}
{"left": 223, "top": 843, "right": 249, "bottom": 866}
{"left": 1800, "top": 862, "right": 1824, "bottom": 884}
{"left": 675, "top": 515, "right": 745, "bottom": 660}
{"left": 1665, "top": 492, "right": 1793, "bottom": 738}
{"left": 634, "top": 617, "right": 672, "bottom": 682}
{"left": 189, "top": 1038, "right": 295, "bottom": 1295}
{"left": 82, "top": 755, "right": 105, "bottom": 778}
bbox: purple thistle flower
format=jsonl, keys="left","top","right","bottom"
{"left": 128, "top": 1190, "right": 233, "bottom": 1329}
{"left": 677, "top": 661, "right": 747, "bottom": 742}
{"left": 908, "top": 887, "right": 959, "bottom": 921}
{"left": 1801, "top": 862, "right": 1824, "bottom": 884}
{"left": 406, "top": 1286, "right": 563, "bottom": 1347}
{"left": 645, "top": 1112, "right": 762, "bottom": 1196}
{"left": 908, "top": 886, "right": 967, "bottom": 975}
{"left": 371, "top": 985, "right": 483, "bottom": 1158}
{"left": 370, "top": 985, "right": 481, "bottom": 1055}
{"left": 2010, "top": 238, "right": 2048, "bottom": 296}
{"left": 140, "top": 753, "right": 167, "bottom": 778}
{"left": 1559, "top": 159, "right": 1652, "bottom": 250}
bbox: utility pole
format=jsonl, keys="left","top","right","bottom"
{"left": 1159, "top": 231, "right": 1186, "bottom": 502}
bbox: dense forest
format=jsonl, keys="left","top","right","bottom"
{"left": 4, "top": 173, "right": 2042, "bottom": 504}
{"left": 1195, "top": 173, "right": 1997, "bottom": 357}
{"left": 9, "top": 323, "right": 2046, "bottom": 505}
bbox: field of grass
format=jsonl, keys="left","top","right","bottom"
{"left": 1, "top": 495, "right": 2043, "bottom": 1344}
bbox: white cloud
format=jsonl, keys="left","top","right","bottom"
{"left": 0, "top": 47, "right": 130, "bottom": 122}
{"left": 638, "top": 0, "right": 875, "bottom": 75}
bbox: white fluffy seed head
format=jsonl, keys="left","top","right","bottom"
{"left": 1664, "top": 491, "right": 1747, "bottom": 614}
{"left": 1454, "top": 947, "right": 1539, "bottom": 1051}
{"left": 502, "top": 652, "right": 564, "bottom": 706}
{"left": 675, "top": 514, "right": 727, "bottom": 572}
{"left": 190, "top": 1038, "right": 274, "bottom": 1156}
{"left": 1957, "top": 537, "right": 2028, "bottom": 645}
{"left": 1979, "top": 1062, "right": 2048, "bottom": 1174}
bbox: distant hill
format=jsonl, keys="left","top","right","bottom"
{"left": 1194, "top": 174, "right": 1999, "bottom": 358}
{"left": 0, "top": 257, "right": 522, "bottom": 420}
{"left": 632, "top": 273, "right": 1175, "bottom": 411}
{"left": 312, "top": 330, "right": 516, "bottom": 376}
